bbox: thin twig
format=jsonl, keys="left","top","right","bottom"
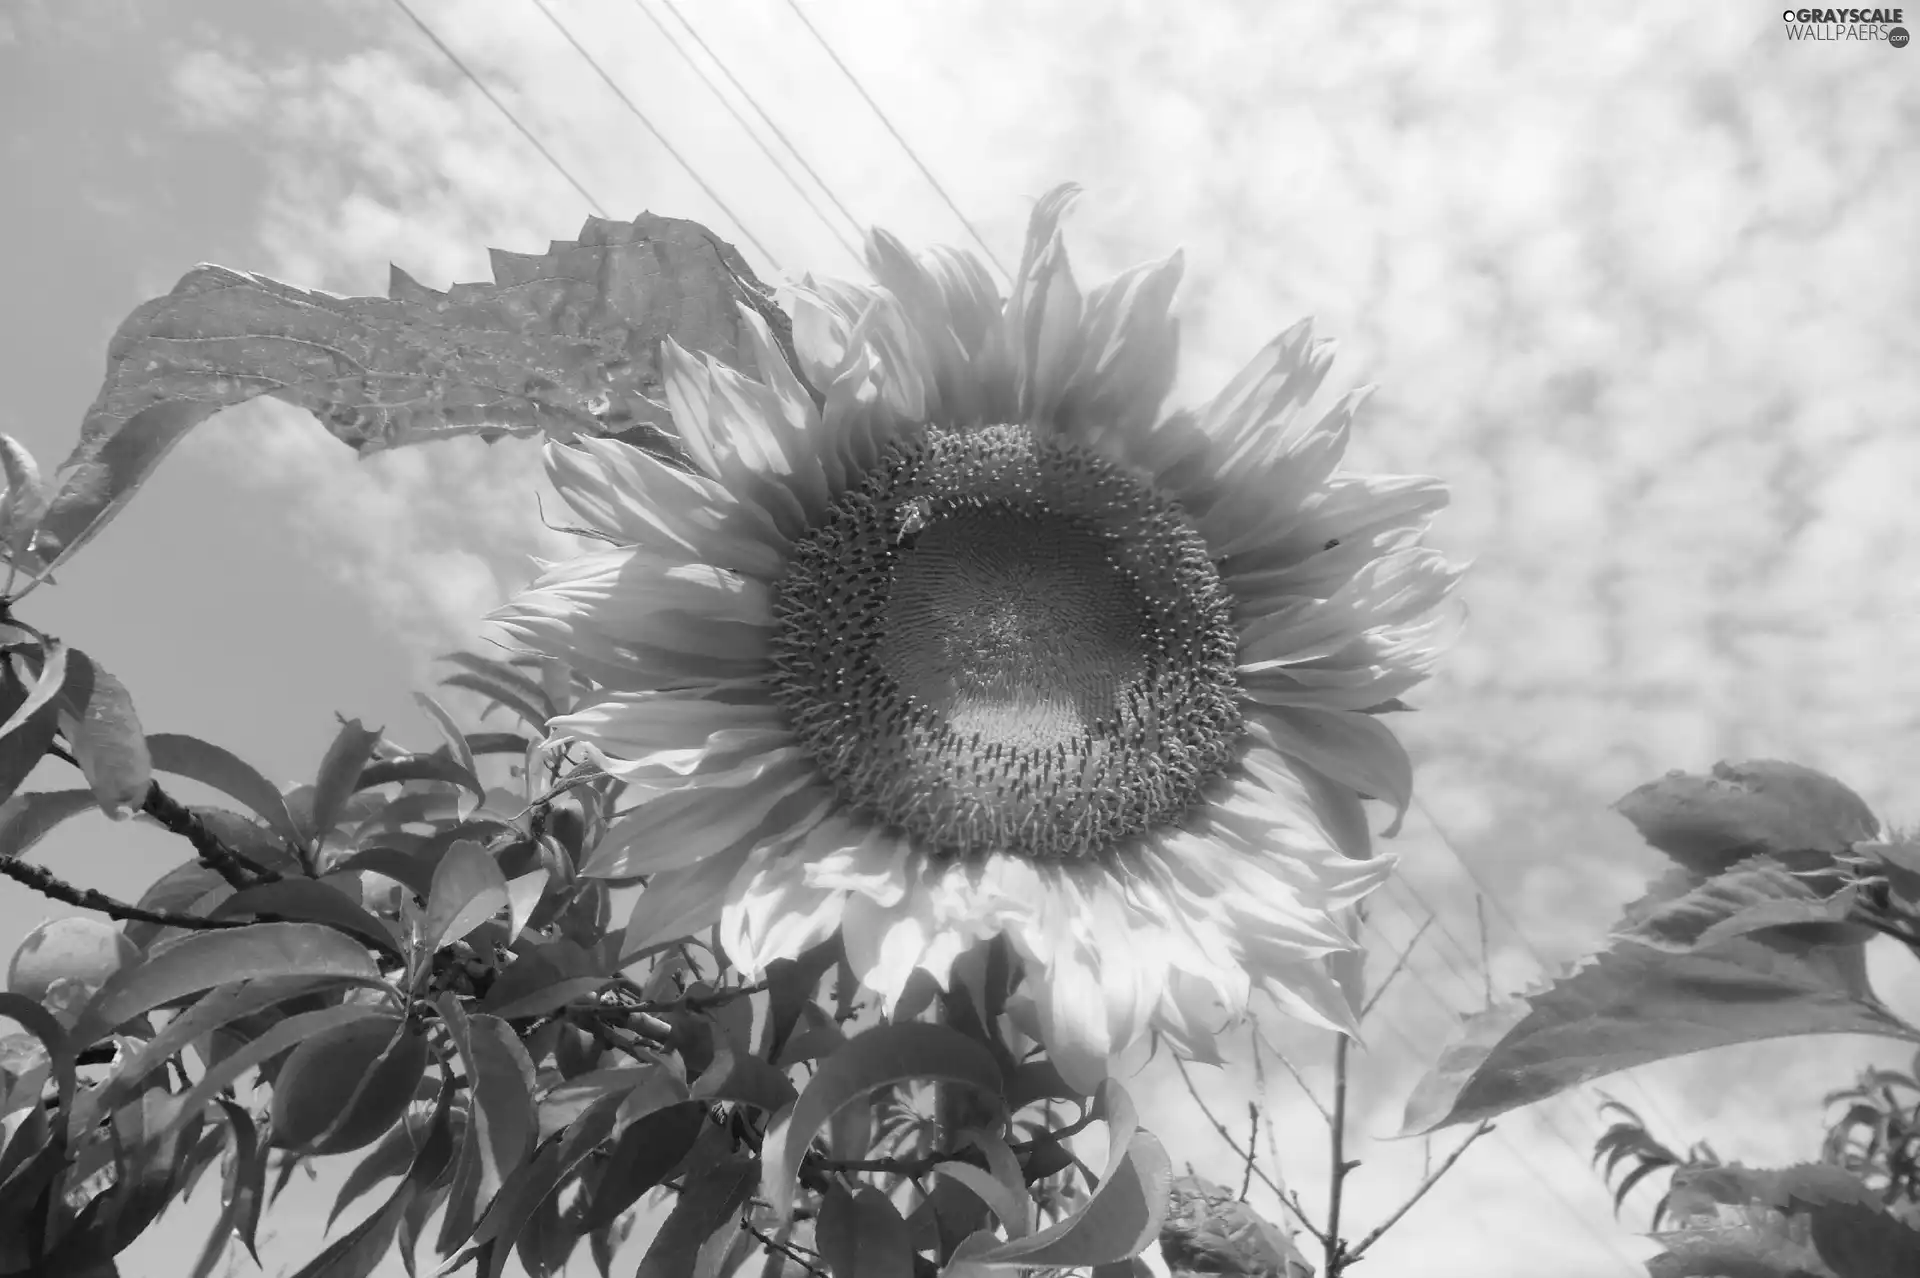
{"left": 1171, "top": 1054, "right": 1326, "bottom": 1245}
{"left": 0, "top": 857, "right": 249, "bottom": 929}
{"left": 1347, "top": 1122, "right": 1495, "bottom": 1262}
{"left": 1266, "top": 1041, "right": 1332, "bottom": 1123}
{"left": 1239, "top": 1102, "right": 1260, "bottom": 1201}
{"left": 1475, "top": 894, "right": 1493, "bottom": 1009}
{"left": 740, "top": 1214, "right": 826, "bottom": 1278}
{"left": 820, "top": 1103, "right": 1097, "bottom": 1180}
{"left": 1361, "top": 916, "right": 1433, "bottom": 1021}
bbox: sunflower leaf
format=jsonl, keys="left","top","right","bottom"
{"left": 36, "top": 217, "right": 777, "bottom": 573}
{"left": 1400, "top": 927, "right": 1919, "bottom": 1135}
{"left": 1613, "top": 856, "right": 1860, "bottom": 953}
{"left": 1614, "top": 759, "right": 1879, "bottom": 878}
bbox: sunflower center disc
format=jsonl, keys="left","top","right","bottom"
{"left": 770, "top": 424, "right": 1243, "bottom": 862}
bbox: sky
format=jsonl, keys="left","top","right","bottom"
{"left": 2, "top": 0, "right": 1918, "bottom": 1274}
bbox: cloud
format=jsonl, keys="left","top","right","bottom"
{"left": 148, "top": 0, "right": 1920, "bottom": 1271}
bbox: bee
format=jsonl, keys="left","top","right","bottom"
{"left": 893, "top": 497, "right": 934, "bottom": 546}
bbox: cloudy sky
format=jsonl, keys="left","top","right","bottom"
{"left": 3, "top": 0, "right": 1918, "bottom": 1274}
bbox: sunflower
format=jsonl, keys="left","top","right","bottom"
{"left": 492, "top": 185, "right": 1460, "bottom": 1090}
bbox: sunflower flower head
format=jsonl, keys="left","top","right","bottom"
{"left": 492, "top": 185, "right": 1462, "bottom": 1091}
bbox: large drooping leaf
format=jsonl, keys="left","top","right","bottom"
{"left": 817, "top": 1183, "right": 916, "bottom": 1277}
{"left": 435, "top": 998, "right": 537, "bottom": 1254}
{"left": 1402, "top": 928, "right": 1918, "bottom": 1134}
{"left": 145, "top": 733, "right": 303, "bottom": 845}
{"left": 1615, "top": 856, "right": 1860, "bottom": 953}
{"left": 632, "top": 1153, "right": 758, "bottom": 1278}
{"left": 31, "top": 214, "right": 786, "bottom": 572}
{"left": 761, "top": 1021, "right": 1006, "bottom": 1218}
{"left": 73, "top": 922, "right": 386, "bottom": 1046}
{"left": 1615, "top": 759, "right": 1879, "bottom": 877}
{"left": 943, "top": 1081, "right": 1171, "bottom": 1273}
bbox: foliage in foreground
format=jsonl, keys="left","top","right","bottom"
{"left": 0, "top": 206, "right": 1915, "bottom": 1277}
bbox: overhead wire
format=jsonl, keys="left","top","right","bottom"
{"left": 527, "top": 0, "right": 783, "bottom": 270}
{"left": 777, "top": 0, "right": 1012, "bottom": 283}
{"left": 388, "top": 0, "right": 609, "bottom": 217}
{"left": 654, "top": 0, "right": 875, "bottom": 258}
{"left": 630, "top": 0, "right": 865, "bottom": 269}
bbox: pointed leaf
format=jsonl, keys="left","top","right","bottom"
{"left": 1402, "top": 931, "right": 1919, "bottom": 1135}
{"left": 423, "top": 840, "right": 511, "bottom": 952}
{"left": 504, "top": 869, "right": 549, "bottom": 944}
{"left": 762, "top": 1021, "right": 1005, "bottom": 1217}
{"left": 0, "top": 642, "right": 68, "bottom": 741}
{"left": 210, "top": 877, "right": 402, "bottom": 953}
{"left": 71, "top": 976, "right": 333, "bottom": 1134}
{"left": 818, "top": 1183, "right": 915, "bottom": 1277}
{"left": 75, "top": 922, "right": 385, "bottom": 1045}
{"left": 471, "top": 1092, "right": 624, "bottom": 1278}
{"left": 948, "top": 1081, "right": 1170, "bottom": 1270}
{"left": 0, "top": 788, "right": 104, "bottom": 860}
{"left": 439, "top": 669, "right": 552, "bottom": 733}
{"left": 0, "top": 433, "right": 51, "bottom": 561}
{"left": 54, "top": 650, "right": 150, "bottom": 820}
{"left": 578, "top": 1100, "right": 707, "bottom": 1231}
{"left": 161, "top": 1003, "right": 388, "bottom": 1143}
{"left": 634, "top": 1153, "right": 758, "bottom": 1278}
{"left": 306, "top": 719, "right": 381, "bottom": 842}
{"left": 412, "top": 691, "right": 478, "bottom": 781}
{"left": 357, "top": 750, "right": 485, "bottom": 802}
{"left": 145, "top": 733, "right": 302, "bottom": 846}
{"left": 436, "top": 998, "right": 537, "bottom": 1254}
{"left": 329, "top": 1112, "right": 435, "bottom": 1228}
{"left": 190, "top": 1098, "right": 266, "bottom": 1278}
{"left": 0, "top": 663, "right": 58, "bottom": 806}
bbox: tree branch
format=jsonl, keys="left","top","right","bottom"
{"left": 138, "top": 778, "right": 281, "bottom": 887}
{"left": 1347, "top": 1122, "right": 1495, "bottom": 1262}
{"left": 1326, "top": 1032, "right": 1354, "bottom": 1274}
{"left": 0, "top": 856, "right": 249, "bottom": 930}
{"left": 1171, "top": 1053, "right": 1326, "bottom": 1246}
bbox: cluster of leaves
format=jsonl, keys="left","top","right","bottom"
{"left": 0, "top": 638, "right": 1177, "bottom": 1277}
{"left": 1403, "top": 758, "right": 1920, "bottom": 1276}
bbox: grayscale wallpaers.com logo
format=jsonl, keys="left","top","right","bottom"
{"left": 1781, "top": 7, "right": 1909, "bottom": 41}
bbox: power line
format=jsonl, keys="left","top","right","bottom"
{"left": 652, "top": 0, "right": 872, "bottom": 264}
{"left": 778, "top": 0, "right": 1012, "bottom": 283}
{"left": 527, "top": 0, "right": 782, "bottom": 270}
{"left": 630, "top": 0, "right": 863, "bottom": 267}
{"left": 388, "top": 0, "right": 608, "bottom": 217}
